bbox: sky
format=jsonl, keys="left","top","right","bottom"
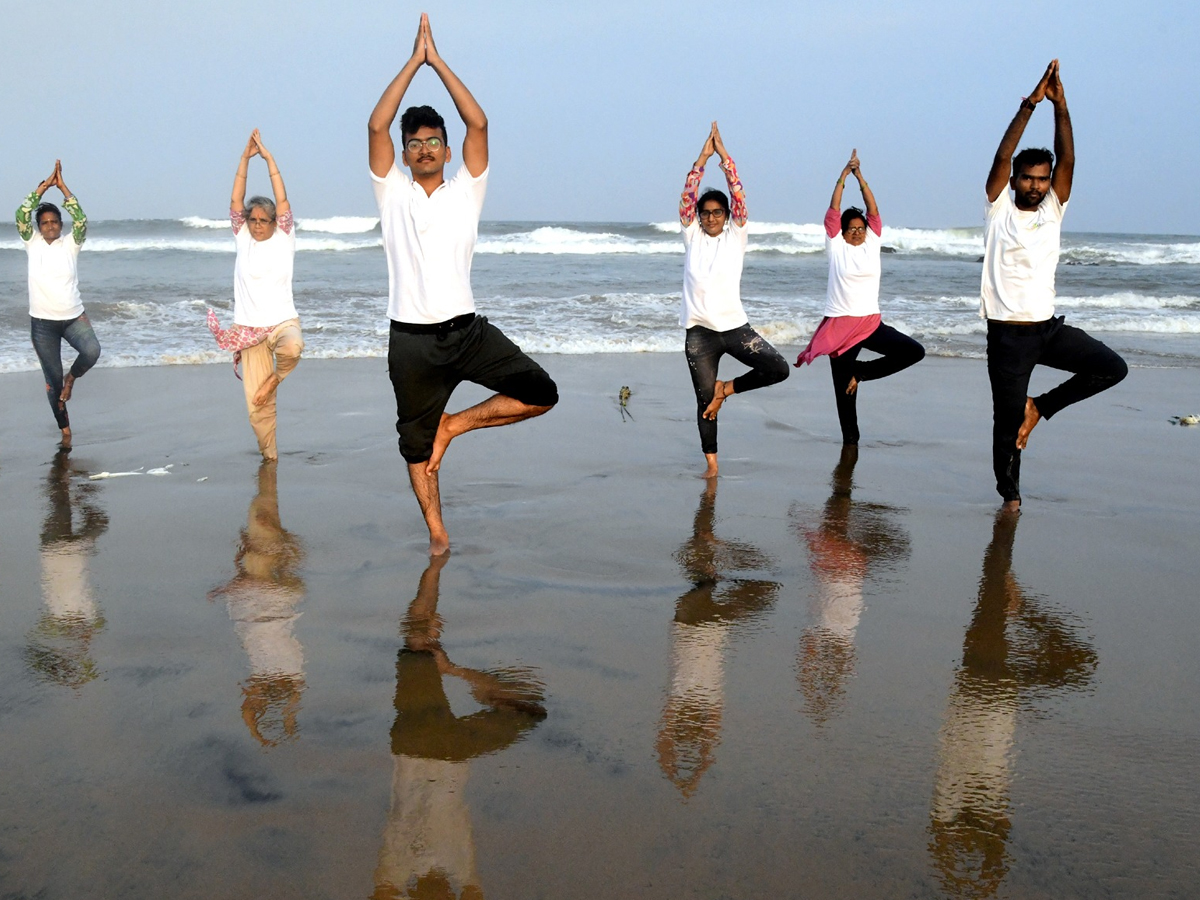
{"left": 3, "top": 1, "right": 1197, "bottom": 233}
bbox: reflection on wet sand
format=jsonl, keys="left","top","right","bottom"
{"left": 25, "top": 449, "right": 110, "bottom": 688}
{"left": 658, "top": 477, "right": 779, "bottom": 798}
{"left": 929, "top": 511, "right": 1098, "bottom": 898}
{"left": 209, "top": 460, "right": 306, "bottom": 748}
{"left": 374, "top": 555, "right": 547, "bottom": 900}
{"left": 791, "top": 445, "right": 910, "bottom": 724}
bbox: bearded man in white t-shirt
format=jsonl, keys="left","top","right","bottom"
{"left": 369, "top": 14, "right": 557, "bottom": 555}
{"left": 982, "top": 59, "right": 1126, "bottom": 511}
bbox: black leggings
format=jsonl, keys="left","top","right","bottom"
{"left": 829, "top": 322, "right": 925, "bottom": 444}
{"left": 685, "top": 324, "right": 789, "bottom": 454}
{"left": 987, "top": 317, "right": 1127, "bottom": 502}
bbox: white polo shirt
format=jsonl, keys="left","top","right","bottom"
{"left": 980, "top": 188, "right": 1066, "bottom": 321}
{"left": 233, "top": 218, "right": 297, "bottom": 327}
{"left": 680, "top": 218, "right": 749, "bottom": 331}
{"left": 372, "top": 163, "right": 488, "bottom": 324}
{"left": 25, "top": 232, "right": 84, "bottom": 320}
{"left": 824, "top": 227, "right": 882, "bottom": 318}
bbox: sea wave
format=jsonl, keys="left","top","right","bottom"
{"left": 477, "top": 226, "right": 678, "bottom": 255}
{"left": 297, "top": 216, "right": 379, "bottom": 234}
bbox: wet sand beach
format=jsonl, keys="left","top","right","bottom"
{"left": 1, "top": 353, "right": 1198, "bottom": 898}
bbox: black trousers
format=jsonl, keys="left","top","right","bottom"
{"left": 829, "top": 322, "right": 925, "bottom": 445}
{"left": 986, "top": 317, "right": 1127, "bottom": 502}
{"left": 684, "top": 324, "right": 789, "bottom": 455}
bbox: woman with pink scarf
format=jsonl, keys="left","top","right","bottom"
{"left": 796, "top": 150, "right": 924, "bottom": 445}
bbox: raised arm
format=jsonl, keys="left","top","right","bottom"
{"left": 368, "top": 16, "right": 429, "bottom": 178}
{"left": 422, "top": 15, "right": 488, "bottom": 177}
{"left": 986, "top": 60, "right": 1055, "bottom": 202}
{"left": 680, "top": 127, "right": 715, "bottom": 226}
{"left": 1045, "top": 61, "right": 1073, "bottom": 203}
{"left": 231, "top": 133, "right": 258, "bottom": 217}
{"left": 830, "top": 150, "right": 856, "bottom": 212}
{"left": 16, "top": 165, "right": 57, "bottom": 241}
{"left": 849, "top": 153, "right": 879, "bottom": 223}
{"left": 711, "top": 122, "right": 746, "bottom": 226}
{"left": 253, "top": 130, "right": 291, "bottom": 220}
{"left": 55, "top": 163, "right": 87, "bottom": 245}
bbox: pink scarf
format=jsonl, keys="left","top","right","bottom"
{"left": 207, "top": 308, "right": 271, "bottom": 380}
{"left": 795, "top": 315, "right": 881, "bottom": 367}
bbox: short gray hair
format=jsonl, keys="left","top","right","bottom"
{"left": 245, "top": 196, "right": 276, "bottom": 221}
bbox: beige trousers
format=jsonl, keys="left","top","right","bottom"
{"left": 242, "top": 318, "right": 303, "bottom": 460}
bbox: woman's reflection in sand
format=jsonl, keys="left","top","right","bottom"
{"left": 657, "top": 477, "right": 779, "bottom": 798}
{"left": 929, "top": 510, "right": 1098, "bottom": 898}
{"left": 790, "top": 445, "right": 910, "bottom": 724}
{"left": 373, "top": 555, "right": 547, "bottom": 900}
{"left": 24, "top": 449, "right": 109, "bottom": 688}
{"left": 208, "top": 460, "right": 306, "bottom": 748}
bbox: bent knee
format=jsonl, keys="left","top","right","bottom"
{"left": 1108, "top": 355, "right": 1129, "bottom": 384}
{"left": 505, "top": 369, "right": 558, "bottom": 408}
{"left": 766, "top": 357, "right": 791, "bottom": 384}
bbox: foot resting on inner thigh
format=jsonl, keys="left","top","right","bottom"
{"left": 1016, "top": 397, "right": 1041, "bottom": 450}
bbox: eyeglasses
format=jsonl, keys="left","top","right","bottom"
{"left": 405, "top": 137, "right": 444, "bottom": 153}
{"left": 844, "top": 226, "right": 866, "bottom": 235}
{"left": 698, "top": 208, "right": 727, "bottom": 219}
{"left": 248, "top": 215, "right": 275, "bottom": 225}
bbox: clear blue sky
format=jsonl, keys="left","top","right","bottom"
{"left": 4, "top": 1, "right": 1197, "bottom": 233}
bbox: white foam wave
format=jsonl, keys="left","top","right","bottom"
{"left": 85, "top": 238, "right": 234, "bottom": 253}
{"left": 477, "top": 226, "right": 678, "bottom": 255}
{"left": 180, "top": 216, "right": 229, "bottom": 230}
{"left": 1063, "top": 242, "right": 1200, "bottom": 266}
{"left": 297, "top": 216, "right": 379, "bottom": 234}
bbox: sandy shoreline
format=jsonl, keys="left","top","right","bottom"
{"left": 1, "top": 352, "right": 1198, "bottom": 898}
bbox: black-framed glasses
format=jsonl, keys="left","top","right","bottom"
{"left": 699, "top": 208, "right": 727, "bottom": 219}
{"left": 405, "top": 137, "right": 444, "bottom": 153}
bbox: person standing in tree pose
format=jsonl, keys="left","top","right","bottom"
{"left": 981, "top": 60, "right": 1126, "bottom": 510}
{"left": 16, "top": 160, "right": 101, "bottom": 449}
{"left": 796, "top": 150, "right": 924, "bottom": 445}
{"left": 369, "top": 14, "right": 558, "bottom": 555}
{"left": 208, "top": 129, "right": 303, "bottom": 461}
{"left": 680, "top": 122, "right": 789, "bottom": 478}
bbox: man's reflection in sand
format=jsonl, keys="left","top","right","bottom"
{"left": 209, "top": 460, "right": 306, "bottom": 748}
{"left": 373, "top": 555, "right": 547, "bottom": 900}
{"left": 790, "top": 445, "right": 910, "bottom": 724}
{"left": 929, "top": 511, "right": 1098, "bottom": 898}
{"left": 24, "top": 449, "right": 109, "bottom": 688}
{"left": 657, "top": 477, "right": 779, "bottom": 798}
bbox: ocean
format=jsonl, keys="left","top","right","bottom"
{"left": 2, "top": 217, "right": 1199, "bottom": 372}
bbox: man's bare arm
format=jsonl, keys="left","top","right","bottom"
{"left": 1046, "top": 61, "right": 1074, "bottom": 203}
{"left": 368, "top": 17, "right": 427, "bottom": 178}
{"left": 422, "top": 15, "right": 488, "bottom": 177}
{"left": 986, "top": 60, "right": 1056, "bottom": 203}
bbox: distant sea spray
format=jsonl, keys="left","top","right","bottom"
{"left": 1, "top": 218, "right": 1198, "bottom": 371}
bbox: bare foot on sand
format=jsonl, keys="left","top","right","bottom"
{"left": 703, "top": 380, "right": 732, "bottom": 420}
{"left": 60, "top": 373, "right": 76, "bottom": 403}
{"left": 428, "top": 527, "right": 450, "bottom": 557}
{"left": 1001, "top": 499, "right": 1021, "bottom": 514}
{"left": 1015, "top": 397, "right": 1041, "bottom": 449}
{"left": 845, "top": 376, "right": 858, "bottom": 395}
{"left": 252, "top": 373, "right": 281, "bottom": 408}
{"left": 701, "top": 452, "right": 719, "bottom": 478}
{"left": 59, "top": 427, "right": 72, "bottom": 449}
{"left": 426, "top": 413, "right": 455, "bottom": 475}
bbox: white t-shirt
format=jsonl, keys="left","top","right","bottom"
{"left": 233, "top": 218, "right": 297, "bottom": 327}
{"left": 980, "top": 188, "right": 1066, "bottom": 321}
{"left": 680, "top": 218, "right": 749, "bottom": 331}
{"left": 824, "top": 228, "right": 882, "bottom": 318}
{"left": 25, "top": 232, "right": 84, "bottom": 320}
{"left": 372, "top": 163, "right": 488, "bottom": 324}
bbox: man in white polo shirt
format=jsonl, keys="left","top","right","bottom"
{"left": 982, "top": 59, "right": 1126, "bottom": 511}
{"left": 369, "top": 14, "right": 557, "bottom": 555}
